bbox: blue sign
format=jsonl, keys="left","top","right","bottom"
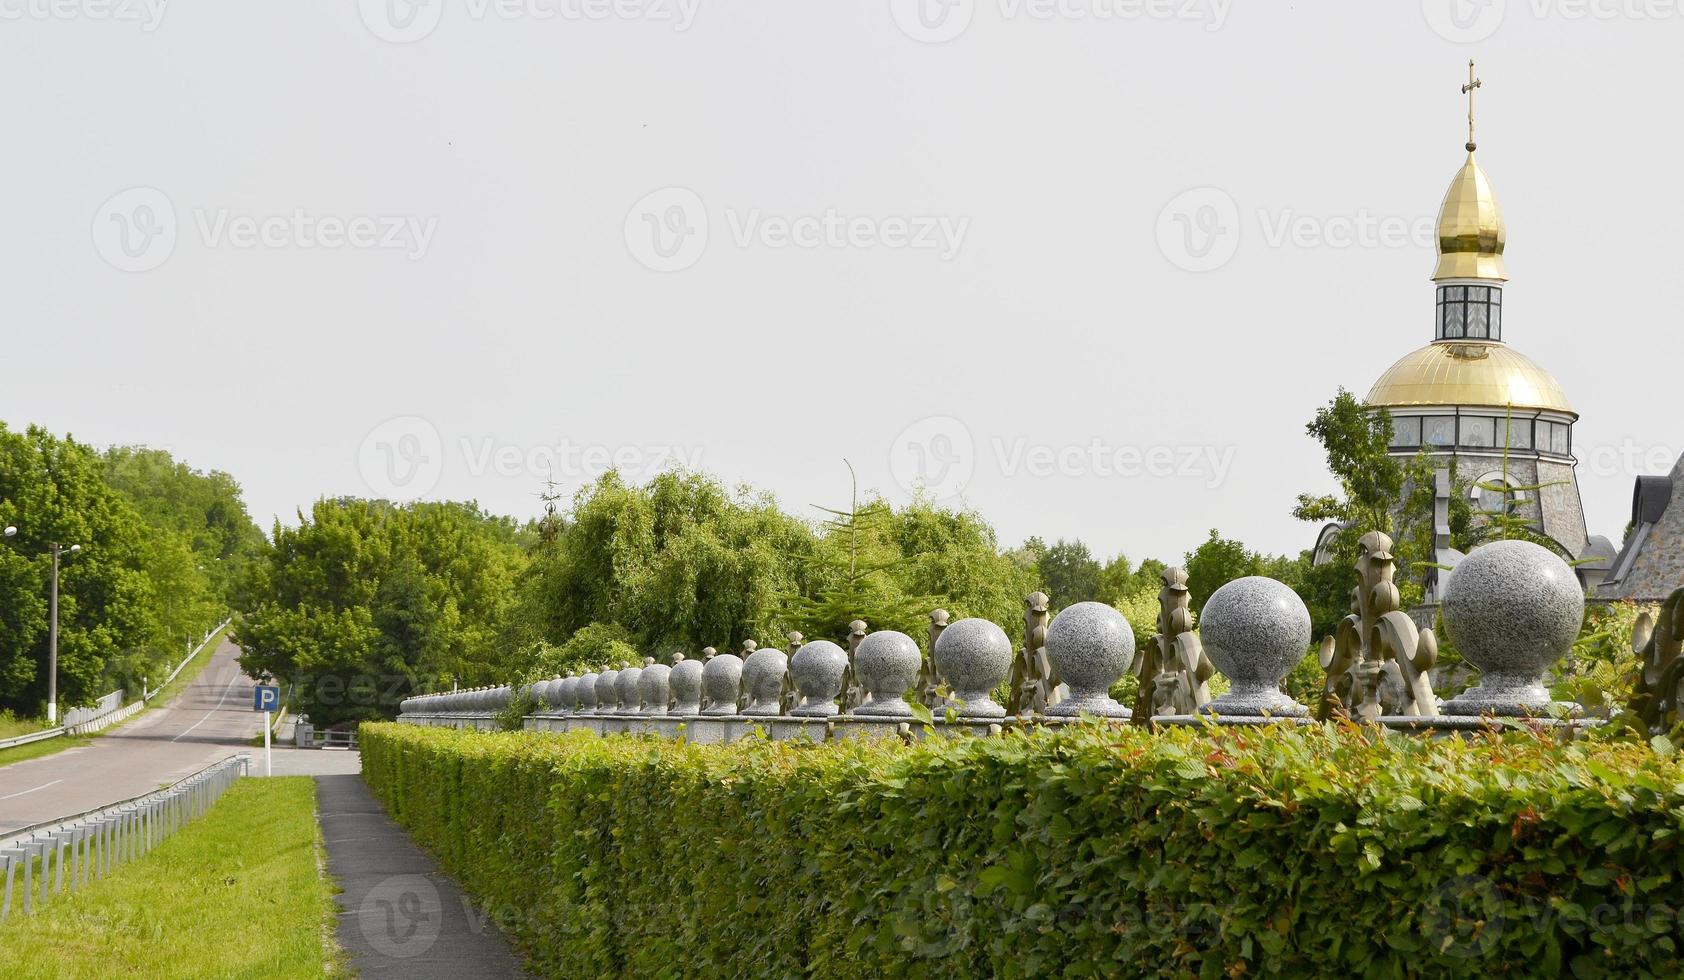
{"left": 254, "top": 685, "right": 280, "bottom": 712}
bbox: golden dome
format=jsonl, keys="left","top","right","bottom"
{"left": 1367, "top": 341, "right": 1574, "bottom": 415}
{"left": 1433, "top": 153, "right": 1507, "bottom": 281}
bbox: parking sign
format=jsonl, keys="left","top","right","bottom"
{"left": 254, "top": 685, "right": 279, "bottom": 712}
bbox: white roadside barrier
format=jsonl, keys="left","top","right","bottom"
{"left": 0, "top": 753, "right": 249, "bottom": 921}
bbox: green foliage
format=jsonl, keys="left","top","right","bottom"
{"left": 1293, "top": 389, "right": 1465, "bottom": 635}
{"left": 1035, "top": 539, "right": 1102, "bottom": 608}
{"left": 0, "top": 425, "right": 257, "bottom": 713}
{"left": 235, "top": 498, "right": 526, "bottom": 724}
{"left": 1182, "top": 529, "right": 1304, "bottom": 614}
{"left": 1556, "top": 602, "right": 1647, "bottom": 717}
{"left": 363, "top": 722, "right": 1684, "bottom": 978}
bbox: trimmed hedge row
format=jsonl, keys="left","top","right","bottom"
{"left": 360, "top": 722, "right": 1684, "bottom": 978}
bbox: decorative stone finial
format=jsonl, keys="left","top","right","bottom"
{"left": 842, "top": 619, "right": 869, "bottom": 712}
{"left": 639, "top": 662, "right": 672, "bottom": 715}
{"left": 1441, "top": 540, "right": 1584, "bottom": 717}
{"left": 594, "top": 669, "right": 621, "bottom": 714}
{"left": 577, "top": 671, "right": 599, "bottom": 713}
{"left": 616, "top": 665, "right": 644, "bottom": 715}
{"left": 700, "top": 652, "right": 743, "bottom": 716}
{"left": 1320, "top": 531, "right": 1439, "bottom": 721}
{"left": 1008, "top": 591, "right": 1058, "bottom": 715}
{"left": 934, "top": 618, "right": 1011, "bottom": 718}
{"left": 1134, "top": 567, "right": 1212, "bottom": 720}
{"left": 1043, "top": 602, "right": 1133, "bottom": 718}
{"left": 851, "top": 630, "right": 922, "bottom": 717}
{"left": 740, "top": 648, "right": 789, "bottom": 716}
{"left": 789, "top": 640, "right": 848, "bottom": 717}
{"left": 920, "top": 610, "right": 951, "bottom": 707}
{"left": 669, "top": 658, "right": 704, "bottom": 715}
{"left": 1200, "top": 576, "right": 1313, "bottom": 717}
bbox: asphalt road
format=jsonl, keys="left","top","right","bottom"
{"left": 0, "top": 636, "right": 263, "bottom": 834}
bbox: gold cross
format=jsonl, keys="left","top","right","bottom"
{"left": 1462, "top": 59, "right": 1482, "bottom": 151}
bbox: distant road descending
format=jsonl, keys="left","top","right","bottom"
{"left": 0, "top": 637, "right": 263, "bottom": 834}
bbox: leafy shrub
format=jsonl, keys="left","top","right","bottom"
{"left": 362, "top": 721, "right": 1684, "bottom": 978}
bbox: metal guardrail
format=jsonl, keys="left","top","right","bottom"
{"left": 146, "top": 617, "right": 234, "bottom": 701}
{"left": 0, "top": 753, "right": 249, "bottom": 922}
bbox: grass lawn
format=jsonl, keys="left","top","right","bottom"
{"left": 0, "top": 776, "right": 346, "bottom": 979}
{"left": 0, "top": 621, "right": 233, "bottom": 771}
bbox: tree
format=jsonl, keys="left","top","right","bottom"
{"left": 1036, "top": 539, "right": 1102, "bottom": 609}
{"left": 1184, "top": 530, "right": 1266, "bottom": 613}
{"left": 1292, "top": 389, "right": 1460, "bottom": 635}
{"left": 0, "top": 425, "right": 160, "bottom": 713}
{"left": 235, "top": 498, "right": 527, "bottom": 724}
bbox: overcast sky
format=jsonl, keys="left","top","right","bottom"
{"left": 4, "top": 1, "right": 1679, "bottom": 565}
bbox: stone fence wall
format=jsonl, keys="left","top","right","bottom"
{"left": 403, "top": 538, "right": 1613, "bottom": 737}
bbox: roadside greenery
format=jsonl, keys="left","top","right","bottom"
{"left": 363, "top": 722, "right": 1684, "bottom": 978}
{"left": 0, "top": 425, "right": 263, "bottom": 716}
{"left": 0, "top": 777, "right": 346, "bottom": 979}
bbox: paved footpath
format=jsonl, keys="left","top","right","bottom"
{"left": 314, "top": 770, "right": 530, "bottom": 978}
{"left": 0, "top": 636, "right": 261, "bottom": 833}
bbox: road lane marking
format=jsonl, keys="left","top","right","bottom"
{"left": 171, "top": 666, "right": 245, "bottom": 742}
{"left": 0, "top": 779, "right": 64, "bottom": 800}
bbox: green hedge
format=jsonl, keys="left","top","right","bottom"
{"left": 360, "top": 722, "right": 1684, "bottom": 978}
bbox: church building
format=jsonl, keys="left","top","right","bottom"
{"left": 1363, "top": 65, "right": 1591, "bottom": 561}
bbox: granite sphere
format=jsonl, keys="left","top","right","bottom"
{"left": 530, "top": 679, "right": 552, "bottom": 706}
{"left": 639, "top": 663, "right": 672, "bottom": 715}
{"left": 741, "top": 648, "right": 789, "bottom": 716}
{"left": 551, "top": 676, "right": 575, "bottom": 710}
{"left": 616, "top": 667, "right": 644, "bottom": 714}
{"left": 669, "top": 659, "right": 705, "bottom": 715}
{"left": 1442, "top": 539, "right": 1585, "bottom": 716}
{"left": 1043, "top": 601, "right": 1134, "bottom": 718}
{"left": 790, "top": 640, "right": 848, "bottom": 717}
{"left": 594, "top": 669, "right": 620, "bottom": 713}
{"left": 701, "top": 653, "right": 744, "bottom": 716}
{"left": 576, "top": 672, "right": 599, "bottom": 711}
{"left": 934, "top": 618, "right": 1012, "bottom": 718}
{"left": 1200, "top": 576, "right": 1313, "bottom": 717}
{"left": 852, "top": 630, "right": 922, "bottom": 717}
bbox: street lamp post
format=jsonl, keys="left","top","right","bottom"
{"left": 47, "top": 542, "right": 81, "bottom": 724}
